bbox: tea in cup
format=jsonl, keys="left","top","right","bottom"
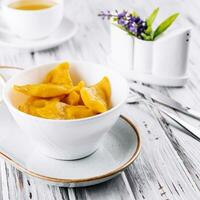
{"left": 1, "top": 0, "right": 64, "bottom": 40}
{"left": 8, "top": 0, "right": 56, "bottom": 10}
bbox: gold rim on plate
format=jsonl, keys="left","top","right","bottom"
{"left": 0, "top": 115, "right": 141, "bottom": 184}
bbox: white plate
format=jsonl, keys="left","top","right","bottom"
{"left": 0, "top": 17, "right": 77, "bottom": 51}
{"left": 0, "top": 102, "right": 141, "bottom": 187}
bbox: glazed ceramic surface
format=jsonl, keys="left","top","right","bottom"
{"left": 110, "top": 24, "right": 191, "bottom": 86}
{"left": 3, "top": 61, "right": 129, "bottom": 160}
{"left": 0, "top": 103, "right": 141, "bottom": 187}
{"left": 0, "top": 17, "right": 77, "bottom": 51}
{"left": 1, "top": 0, "right": 64, "bottom": 39}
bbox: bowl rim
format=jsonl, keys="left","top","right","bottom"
{"left": 3, "top": 60, "right": 129, "bottom": 123}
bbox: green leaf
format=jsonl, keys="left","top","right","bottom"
{"left": 146, "top": 8, "right": 159, "bottom": 27}
{"left": 141, "top": 33, "right": 154, "bottom": 41}
{"left": 145, "top": 26, "right": 152, "bottom": 35}
{"left": 153, "top": 13, "right": 179, "bottom": 40}
{"left": 145, "top": 8, "right": 159, "bottom": 35}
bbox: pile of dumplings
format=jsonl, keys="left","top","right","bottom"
{"left": 14, "top": 62, "right": 111, "bottom": 120}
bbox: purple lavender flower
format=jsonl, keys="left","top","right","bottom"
{"left": 129, "top": 16, "right": 136, "bottom": 23}
{"left": 98, "top": 10, "right": 147, "bottom": 39}
{"left": 117, "top": 10, "right": 127, "bottom": 19}
{"left": 135, "top": 17, "right": 142, "bottom": 24}
{"left": 128, "top": 25, "right": 137, "bottom": 34}
{"left": 118, "top": 18, "right": 127, "bottom": 26}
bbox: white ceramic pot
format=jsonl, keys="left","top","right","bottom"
{"left": 3, "top": 61, "right": 129, "bottom": 160}
{"left": 110, "top": 24, "right": 191, "bottom": 84}
{"left": 1, "top": 0, "right": 64, "bottom": 40}
{"left": 152, "top": 28, "right": 191, "bottom": 78}
{"left": 133, "top": 37, "right": 153, "bottom": 74}
{"left": 110, "top": 24, "right": 153, "bottom": 74}
{"left": 110, "top": 24, "right": 134, "bottom": 72}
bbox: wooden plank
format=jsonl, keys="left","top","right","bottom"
{"left": 122, "top": 104, "right": 200, "bottom": 200}
{"left": 1, "top": 161, "right": 72, "bottom": 200}
{"left": 151, "top": 84, "right": 200, "bottom": 190}
{"left": 1, "top": 161, "right": 135, "bottom": 200}
{"left": 73, "top": 174, "right": 135, "bottom": 200}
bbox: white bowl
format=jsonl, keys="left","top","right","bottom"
{"left": 3, "top": 61, "right": 129, "bottom": 160}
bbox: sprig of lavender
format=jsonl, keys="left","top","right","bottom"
{"left": 98, "top": 10, "right": 147, "bottom": 39}
{"left": 98, "top": 10, "right": 116, "bottom": 20}
{"left": 98, "top": 10, "right": 128, "bottom": 19}
{"left": 98, "top": 9, "right": 179, "bottom": 41}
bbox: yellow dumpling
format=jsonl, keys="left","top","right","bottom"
{"left": 80, "top": 77, "right": 111, "bottom": 113}
{"left": 95, "top": 77, "right": 111, "bottom": 106}
{"left": 14, "top": 84, "right": 73, "bottom": 98}
{"left": 43, "top": 62, "right": 73, "bottom": 86}
{"left": 18, "top": 97, "right": 39, "bottom": 116}
{"left": 14, "top": 81, "right": 85, "bottom": 98}
{"left": 80, "top": 87, "right": 107, "bottom": 113}
{"left": 64, "top": 105, "right": 95, "bottom": 119}
{"left": 36, "top": 99, "right": 66, "bottom": 119}
{"left": 15, "top": 62, "right": 112, "bottom": 120}
{"left": 62, "top": 91, "right": 80, "bottom": 105}
{"left": 19, "top": 98, "right": 67, "bottom": 119}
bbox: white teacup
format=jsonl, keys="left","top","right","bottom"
{"left": 0, "top": 0, "right": 64, "bottom": 40}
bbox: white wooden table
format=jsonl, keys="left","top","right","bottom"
{"left": 0, "top": 0, "right": 200, "bottom": 199}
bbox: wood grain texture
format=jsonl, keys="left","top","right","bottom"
{"left": 0, "top": 0, "right": 200, "bottom": 199}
